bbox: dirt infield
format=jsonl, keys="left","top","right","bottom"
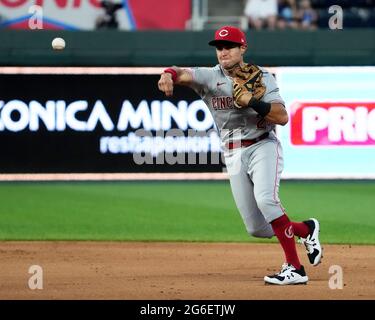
{"left": 0, "top": 242, "right": 374, "bottom": 300}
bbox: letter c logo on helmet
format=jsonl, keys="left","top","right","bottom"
{"left": 219, "top": 29, "right": 229, "bottom": 37}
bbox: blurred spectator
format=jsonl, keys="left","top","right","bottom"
{"left": 277, "top": 0, "right": 299, "bottom": 29}
{"left": 244, "top": 0, "right": 278, "bottom": 30}
{"left": 297, "top": 0, "right": 317, "bottom": 30}
{"left": 95, "top": 0, "right": 124, "bottom": 30}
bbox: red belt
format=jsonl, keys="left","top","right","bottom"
{"left": 226, "top": 132, "right": 269, "bottom": 150}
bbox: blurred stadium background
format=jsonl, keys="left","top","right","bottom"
{"left": 0, "top": 0, "right": 375, "bottom": 245}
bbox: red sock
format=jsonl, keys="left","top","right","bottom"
{"left": 291, "top": 222, "right": 310, "bottom": 238}
{"left": 271, "top": 214, "right": 301, "bottom": 269}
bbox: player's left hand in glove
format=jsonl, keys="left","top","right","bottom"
{"left": 232, "top": 64, "right": 266, "bottom": 108}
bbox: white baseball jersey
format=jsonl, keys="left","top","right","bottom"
{"left": 188, "top": 64, "right": 285, "bottom": 143}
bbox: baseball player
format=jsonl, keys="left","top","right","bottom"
{"left": 158, "top": 26, "right": 322, "bottom": 285}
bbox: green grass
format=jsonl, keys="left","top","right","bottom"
{"left": 0, "top": 181, "right": 374, "bottom": 244}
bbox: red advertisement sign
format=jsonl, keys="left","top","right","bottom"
{"left": 128, "top": 0, "right": 191, "bottom": 30}
{"left": 290, "top": 102, "right": 375, "bottom": 146}
{"left": 0, "top": 0, "right": 191, "bottom": 30}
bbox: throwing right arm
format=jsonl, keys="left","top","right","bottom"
{"left": 157, "top": 67, "right": 193, "bottom": 97}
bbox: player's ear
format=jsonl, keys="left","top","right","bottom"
{"left": 240, "top": 45, "right": 247, "bottom": 55}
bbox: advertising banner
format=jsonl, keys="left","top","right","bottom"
{"left": 1, "top": 66, "right": 375, "bottom": 178}
{"left": 277, "top": 67, "right": 375, "bottom": 179}
{"left": 0, "top": 0, "right": 191, "bottom": 30}
{"left": 0, "top": 69, "right": 222, "bottom": 173}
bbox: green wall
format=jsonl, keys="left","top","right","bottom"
{"left": 0, "top": 29, "right": 374, "bottom": 67}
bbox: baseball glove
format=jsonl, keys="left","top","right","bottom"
{"left": 232, "top": 64, "right": 266, "bottom": 108}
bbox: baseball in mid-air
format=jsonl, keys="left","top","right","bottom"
{"left": 52, "top": 37, "right": 66, "bottom": 50}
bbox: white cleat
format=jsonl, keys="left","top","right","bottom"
{"left": 264, "top": 263, "right": 308, "bottom": 285}
{"left": 299, "top": 218, "right": 323, "bottom": 266}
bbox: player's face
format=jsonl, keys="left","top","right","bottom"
{"left": 216, "top": 44, "right": 246, "bottom": 69}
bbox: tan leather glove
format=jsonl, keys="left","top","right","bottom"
{"left": 232, "top": 64, "right": 266, "bottom": 108}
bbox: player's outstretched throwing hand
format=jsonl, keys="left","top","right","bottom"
{"left": 158, "top": 72, "right": 175, "bottom": 97}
